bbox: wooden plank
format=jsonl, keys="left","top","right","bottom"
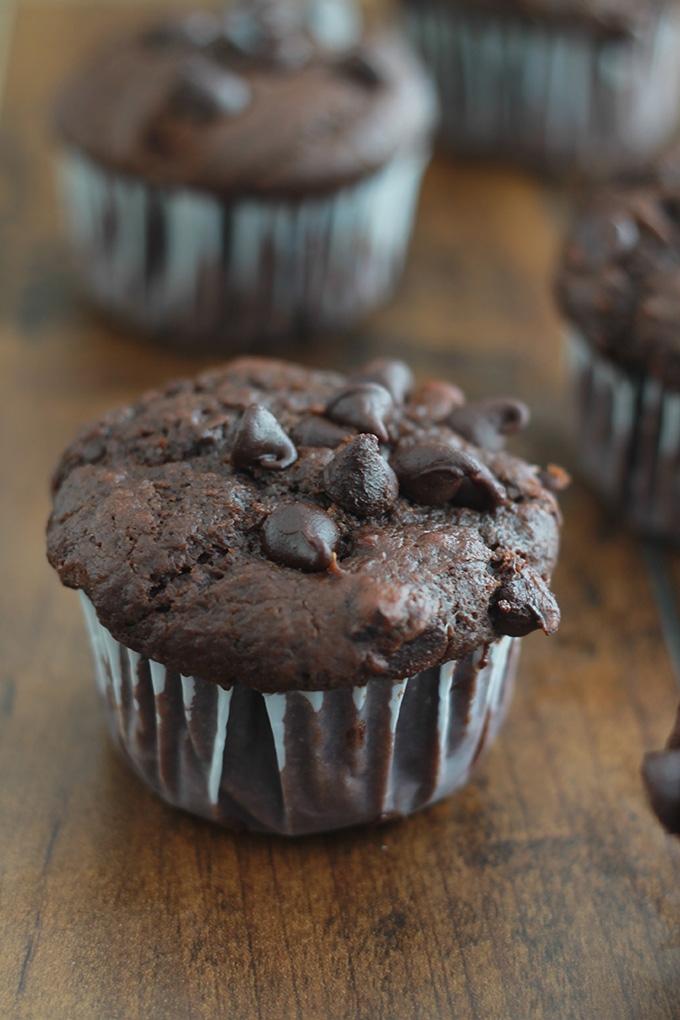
{"left": 1, "top": 6, "right": 680, "bottom": 1020}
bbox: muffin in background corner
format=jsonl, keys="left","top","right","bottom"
{"left": 401, "top": 0, "right": 680, "bottom": 179}
{"left": 46, "top": 356, "right": 566, "bottom": 836}
{"left": 54, "top": 0, "right": 437, "bottom": 351}
{"left": 556, "top": 154, "right": 680, "bottom": 540}
{"left": 643, "top": 706, "right": 680, "bottom": 836}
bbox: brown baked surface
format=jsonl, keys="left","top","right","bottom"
{"left": 54, "top": 1, "right": 437, "bottom": 198}
{"left": 557, "top": 168, "right": 680, "bottom": 387}
{"left": 46, "top": 357, "right": 563, "bottom": 692}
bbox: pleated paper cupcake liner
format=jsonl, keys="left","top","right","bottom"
{"left": 58, "top": 147, "right": 430, "bottom": 350}
{"left": 80, "top": 593, "right": 519, "bottom": 836}
{"left": 404, "top": 2, "right": 680, "bottom": 176}
{"left": 569, "top": 330, "right": 680, "bottom": 538}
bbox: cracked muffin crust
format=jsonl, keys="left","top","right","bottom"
{"left": 47, "top": 357, "right": 564, "bottom": 692}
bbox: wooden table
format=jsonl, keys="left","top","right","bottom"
{"left": 2, "top": 5, "right": 680, "bottom": 1018}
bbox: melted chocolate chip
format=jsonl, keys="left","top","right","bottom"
{"left": 335, "top": 50, "right": 383, "bottom": 89}
{"left": 642, "top": 749, "right": 680, "bottom": 835}
{"left": 291, "top": 415, "right": 354, "bottom": 448}
{"left": 407, "top": 380, "right": 465, "bottom": 422}
{"left": 223, "top": 0, "right": 313, "bottom": 66}
{"left": 324, "top": 434, "right": 398, "bottom": 516}
{"left": 171, "top": 56, "right": 252, "bottom": 122}
{"left": 231, "top": 404, "right": 297, "bottom": 471}
{"left": 262, "top": 502, "right": 339, "bottom": 571}
{"left": 351, "top": 359, "right": 413, "bottom": 405}
{"left": 491, "top": 573, "right": 560, "bottom": 637}
{"left": 325, "top": 383, "right": 393, "bottom": 443}
{"left": 391, "top": 443, "right": 505, "bottom": 509}
{"left": 448, "top": 398, "right": 530, "bottom": 452}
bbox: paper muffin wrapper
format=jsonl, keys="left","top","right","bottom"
{"left": 57, "top": 147, "right": 429, "bottom": 350}
{"left": 569, "top": 330, "right": 680, "bottom": 538}
{"left": 79, "top": 593, "right": 519, "bottom": 836}
{"left": 404, "top": 1, "right": 680, "bottom": 175}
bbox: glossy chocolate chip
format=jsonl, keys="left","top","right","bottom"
{"left": 351, "top": 359, "right": 413, "bottom": 405}
{"left": 262, "top": 502, "right": 339, "bottom": 571}
{"left": 324, "top": 434, "right": 398, "bottom": 516}
{"left": 448, "top": 398, "right": 530, "bottom": 452}
{"left": 325, "top": 383, "right": 393, "bottom": 443}
{"left": 391, "top": 443, "right": 505, "bottom": 509}
{"left": 171, "top": 56, "right": 251, "bottom": 122}
{"left": 290, "top": 415, "right": 354, "bottom": 448}
{"left": 223, "top": 0, "right": 313, "bottom": 66}
{"left": 491, "top": 573, "right": 560, "bottom": 637}
{"left": 335, "top": 50, "right": 383, "bottom": 88}
{"left": 231, "top": 404, "right": 297, "bottom": 471}
{"left": 407, "top": 380, "right": 465, "bottom": 422}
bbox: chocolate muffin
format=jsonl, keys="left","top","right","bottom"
{"left": 557, "top": 160, "right": 680, "bottom": 537}
{"left": 54, "top": 0, "right": 437, "bottom": 350}
{"left": 642, "top": 705, "right": 680, "bottom": 835}
{"left": 47, "top": 356, "right": 565, "bottom": 835}
{"left": 401, "top": 0, "right": 680, "bottom": 177}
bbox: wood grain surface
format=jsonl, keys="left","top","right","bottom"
{"left": 2, "top": 5, "right": 680, "bottom": 1019}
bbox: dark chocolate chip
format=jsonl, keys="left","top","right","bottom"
{"left": 324, "top": 434, "right": 398, "bottom": 516}
{"left": 566, "top": 211, "right": 639, "bottom": 272}
{"left": 262, "top": 502, "right": 339, "bottom": 572}
{"left": 538, "top": 464, "right": 571, "bottom": 492}
{"left": 642, "top": 748, "right": 680, "bottom": 835}
{"left": 391, "top": 443, "right": 505, "bottom": 509}
{"left": 325, "top": 383, "right": 393, "bottom": 443}
{"left": 334, "top": 50, "right": 383, "bottom": 89}
{"left": 491, "top": 573, "right": 560, "bottom": 637}
{"left": 171, "top": 56, "right": 251, "bottom": 122}
{"left": 291, "top": 415, "right": 354, "bottom": 448}
{"left": 629, "top": 193, "right": 674, "bottom": 244}
{"left": 222, "top": 0, "right": 312, "bottom": 66}
{"left": 231, "top": 404, "right": 297, "bottom": 471}
{"left": 448, "top": 398, "right": 530, "bottom": 452}
{"left": 407, "top": 380, "right": 465, "bottom": 422}
{"left": 351, "top": 359, "right": 413, "bottom": 405}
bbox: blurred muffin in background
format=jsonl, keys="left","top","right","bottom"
{"left": 401, "top": 0, "right": 680, "bottom": 178}
{"left": 54, "top": 0, "right": 437, "bottom": 351}
{"left": 556, "top": 150, "right": 680, "bottom": 538}
{"left": 643, "top": 705, "right": 680, "bottom": 836}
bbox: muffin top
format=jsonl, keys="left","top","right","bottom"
{"left": 404, "top": 0, "right": 670, "bottom": 38}
{"left": 47, "top": 357, "right": 565, "bottom": 693}
{"left": 54, "top": 0, "right": 437, "bottom": 199}
{"left": 557, "top": 162, "right": 680, "bottom": 388}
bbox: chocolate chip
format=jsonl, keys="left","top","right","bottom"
{"left": 351, "top": 359, "right": 413, "bottom": 405}
{"left": 566, "top": 210, "right": 639, "bottom": 272}
{"left": 448, "top": 398, "right": 530, "bottom": 452}
{"left": 334, "top": 50, "right": 383, "bottom": 88}
{"left": 391, "top": 443, "right": 505, "bottom": 509}
{"left": 538, "top": 464, "right": 571, "bottom": 492}
{"left": 324, "top": 434, "right": 398, "bottom": 516}
{"left": 407, "top": 380, "right": 465, "bottom": 422}
{"left": 262, "top": 502, "right": 339, "bottom": 571}
{"left": 491, "top": 573, "right": 560, "bottom": 637}
{"left": 325, "top": 383, "right": 393, "bottom": 443}
{"left": 231, "top": 404, "right": 297, "bottom": 471}
{"left": 291, "top": 415, "right": 354, "bottom": 448}
{"left": 222, "top": 0, "right": 313, "bottom": 66}
{"left": 629, "top": 193, "right": 674, "bottom": 244}
{"left": 171, "top": 56, "right": 251, "bottom": 122}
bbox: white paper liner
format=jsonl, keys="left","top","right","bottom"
{"left": 569, "top": 330, "right": 680, "bottom": 537}
{"left": 58, "top": 147, "right": 430, "bottom": 348}
{"left": 79, "top": 593, "right": 519, "bottom": 835}
{"left": 404, "top": 2, "right": 680, "bottom": 174}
